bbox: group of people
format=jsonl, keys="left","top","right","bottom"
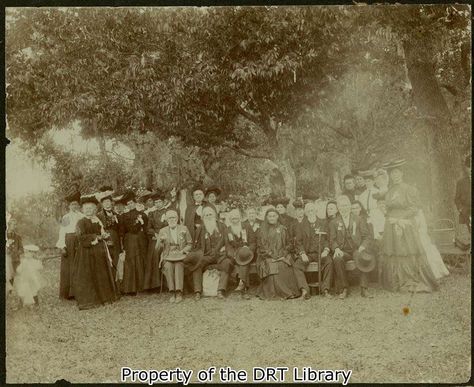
{"left": 45, "top": 157, "right": 462, "bottom": 310}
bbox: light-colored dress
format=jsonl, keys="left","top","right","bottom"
{"left": 415, "top": 210, "right": 449, "bottom": 280}
{"left": 13, "top": 257, "right": 45, "bottom": 305}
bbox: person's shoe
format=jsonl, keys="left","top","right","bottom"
{"left": 323, "top": 290, "right": 333, "bottom": 299}
{"left": 298, "top": 289, "right": 309, "bottom": 300}
{"left": 169, "top": 294, "right": 176, "bottom": 303}
{"left": 339, "top": 288, "right": 348, "bottom": 299}
{"left": 217, "top": 290, "right": 225, "bottom": 300}
{"left": 194, "top": 292, "right": 201, "bottom": 301}
{"left": 361, "top": 287, "right": 374, "bottom": 298}
{"left": 235, "top": 280, "right": 245, "bottom": 292}
{"left": 240, "top": 289, "right": 251, "bottom": 300}
{"left": 175, "top": 292, "right": 183, "bottom": 303}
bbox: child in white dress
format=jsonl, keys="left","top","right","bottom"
{"left": 13, "top": 244, "right": 45, "bottom": 306}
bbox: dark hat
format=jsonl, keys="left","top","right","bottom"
{"left": 205, "top": 186, "right": 222, "bottom": 197}
{"left": 359, "top": 169, "right": 376, "bottom": 179}
{"left": 99, "top": 185, "right": 114, "bottom": 192}
{"left": 80, "top": 194, "right": 99, "bottom": 205}
{"left": 271, "top": 196, "right": 290, "bottom": 207}
{"left": 122, "top": 190, "right": 136, "bottom": 203}
{"left": 354, "top": 250, "right": 376, "bottom": 273}
{"left": 192, "top": 184, "right": 205, "bottom": 194}
{"left": 151, "top": 190, "right": 165, "bottom": 200}
{"left": 303, "top": 194, "right": 319, "bottom": 203}
{"left": 234, "top": 246, "right": 254, "bottom": 266}
{"left": 64, "top": 189, "right": 81, "bottom": 203}
{"left": 293, "top": 199, "right": 305, "bottom": 209}
{"left": 137, "top": 189, "right": 153, "bottom": 202}
{"left": 98, "top": 185, "right": 114, "bottom": 202}
{"left": 383, "top": 158, "right": 406, "bottom": 170}
{"left": 112, "top": 194, "right": 126, "bottom": 204}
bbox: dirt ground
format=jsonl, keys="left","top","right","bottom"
{"left": 6, "top": 257, "right": 471, "bottom": 384}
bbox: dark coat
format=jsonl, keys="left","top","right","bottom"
{"left": 455, "top": 176, "right": 471, "bottom": 225}
{"left": 225, "top": 223, "right": 257, "bottom": 260}
{"left": 192, "top": 222, "right": 227, "bottom": 264}
{"left": 294, "top": 217, "right": 329, "bottom": 256}
{"left": 328, "top": 214, "right": 370, "bottom": 253}
{"left": 184, "top": 203, "right": 204, "bottom": 241}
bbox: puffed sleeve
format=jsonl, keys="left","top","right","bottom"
{"left": 76, "top": 219, "right": 99, "bottom": 247}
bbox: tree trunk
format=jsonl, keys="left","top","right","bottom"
{"left": 333, "top": 170, "right": 342, "bottom": 197}
{"left": 273, "top": 156, "right": 297, "bottom": 200}
{"left": 403, "top": 38, "right": 456, "bottom": 219}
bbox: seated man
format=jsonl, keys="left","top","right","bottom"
{"left": 329, "top": 195, "right": 373, "bottom": 299}
{"left": 225, "top": 209, "right": 256, "bottom": 299}
{"left": 184, "top": 205, "right": 229, "bottom": 300}
{"left": 156, "top": 210, "right": 192, "bottom": 303}
{"left": 293, "top": 202, "right": 332, "bottom": 300}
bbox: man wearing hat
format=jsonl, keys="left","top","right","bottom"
{"left": 184, "top": 185, "right": 206, "bottom": 240}
{"left": 329, "top": 195, "right": 374, "bottom": 298}
{"left": 224, "top": 209, "right": 256, "bottom": 299}
{"left": 156, "top": 209, "right": 193, "bottom": 303}
{"left": 455, "top": 155, "right": 471, "bottom": 233}
{"left": 96, "top": 186, "right": 121, "bottom": 279}
{"left": 294, "top": 202, "right": 332, "bottom": 299}
{"left": 56, "top": 188, "right": 84, "bottom": 300}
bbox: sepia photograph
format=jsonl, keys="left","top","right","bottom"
{"left": 4, "top": 4, "right": 472, "bottom": 384}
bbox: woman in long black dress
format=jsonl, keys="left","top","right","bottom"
{"left": 119, "top": 191, "right": 148, "bottom": 295}
{"left": 379, "top": 159, "right": 438, "bottom": 293}
{"left": 73, "top": 196, "right": 118, "bottom": 310}
{"left": 256, "top": 208, "right": 299, "bottom": 300}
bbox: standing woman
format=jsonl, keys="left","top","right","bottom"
{"left": 379, "top": 159, "right": 438, "bottom": 293}
{"left": 256, "top": 208, "right": 299, "bottom": 300}
{"left": 56, "top": 189, "right": 84, "bottom": 300}
{"left": 73, "top": 195, "right": 118, "bottom": 310}
{"left": 119, "top": 191, "right": 148, "bottom": 295}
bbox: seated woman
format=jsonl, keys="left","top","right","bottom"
{"left": 156, "top": 210, "right": 193, "bottom": 303}
{"left": 379, "top": 159, "right": 439, "bottom": 293}
{"left": 256, "top": 208, "right": 299, "bottom": 300}
{"left": 73, "top": 195, "right": 119, "bottom": 310}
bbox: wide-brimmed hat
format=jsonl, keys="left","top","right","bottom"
{"left": 151, "top": 190, "right": 165, "bottom": 200}
{"left": 359, "top": 169, "right": 376, "bottom": 179}
{"left": 64, "top": 189, "right": 81, "bottom": 203}
{"left": 137, "top": 189, "right": 153, "bottom": 202}
{"left": 234, "top": 246, "right": 254, "bottom": 266}
{"left": 205, "top": 186, "right": 222, "bottom": 197}
{"left": 293, "top": 199, "right": 305, "bottom": 209}
{"left": 80, "top": 194, "right": 99, "bottom": 205}
{"left": 165, "top": 249, "right": 187, "bottom": 262}
{"left": 122, "top": 190, "right": 136, "bottom": 203}
{"left": 382, "top": 158, "right": 406, "bottom": 170}
{"left": 270, "top": 196, "right": 290, "bottom": 207}
{"left": 354, "top": 250, "right": 376, "bottom": 273}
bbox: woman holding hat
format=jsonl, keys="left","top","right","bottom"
{"left": 73, "top": 195, "right": 119, "bottom": 310}
{"left": 379, "top": 159, "right": 438, "bottom": 293}
{"left": 119, "top": 190, "right": 149, "bottom": 295}
{"left": 56, "top": 189, "right": 84, "bottom": 300}
{"left": 256, "top": 208, "right": 299, "bottom": 300}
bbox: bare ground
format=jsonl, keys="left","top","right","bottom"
{"left": 6, "top": 257, "right": 471, "bottom": 384}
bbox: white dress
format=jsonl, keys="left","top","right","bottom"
{"left": 13, "top": 257, "right": 45, "bottom": 305}
{"left": 415, "top": 210, "right": 449, "bottom": 280}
